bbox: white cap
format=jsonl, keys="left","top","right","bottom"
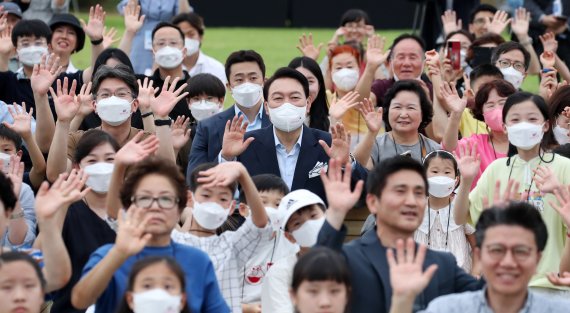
{"left": 277, "top": 189, "right": 325, "bottom": 230}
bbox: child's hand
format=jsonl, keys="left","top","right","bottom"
{"left": 197, "top": 162, "right": 246, "bottom": 188}
{"left": 455, "top": 142, "right": 480, "bottom": 181}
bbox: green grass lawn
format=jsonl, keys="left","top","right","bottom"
{"left": 71, "top": 13, "right": 540, "bottom": 100}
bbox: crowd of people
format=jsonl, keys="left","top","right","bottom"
{"left": 2, "top": 1, "right": 570, "bottom": 313}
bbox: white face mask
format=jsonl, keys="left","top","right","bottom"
{"left": 268, "top": 102, "right": 307, "bottom": 133}
{"left": 506, "top": 122, "right": 544, "bottom": 150}
{"left": 291, "top": 216, "right": 325, "bottom": 247}
{"left": 500, "top": 66, "right": 524, "bottom": 89}
{"left": 96, "top": 96, "right": 133, "bottom": 126}
{"left": 0, "top": 152, "right": 10, "bottom": 174}
{"left": 192, "top": 200, "right": 230, "bottom": 230}
{"left": 231, "top": 82, "right": 263, "bottom": 108}
{"left": 18, "top": 46, "right": 48, "bottom": 66}
{"left": 155, "top": 46, "right": 184, "bottom": 69}
{"left": 132, "top": 288, "right": 181, "bottom": 313}
{"left": 554, "top": 125, "right": 570, "bottom": 145}
{"left": 332, "top": 68, "right": 359, "bottom": 91}
{"left": 427, "top": 176, "right": 456, "bottom": 198}
{"left": 83, "top": 162, "right": 114, "bottom": 194}
{"left": 265, "top": 207, "right": 281, "bottom": 233}
{"left": 189, "top": 100, "right": 219, "bottom": 121}
{"left": 184, "top": 38, "right": 200, "bottom": 56}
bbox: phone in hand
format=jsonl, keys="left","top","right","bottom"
{"left": 447, "top": 41, "right": 461, "bottom": 71}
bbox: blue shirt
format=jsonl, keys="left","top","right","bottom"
{"left": 234, "top": 103, "right": 264, "bottom": 132}
{"left": 81, "top": 242, "right": 229, "bottom": 313}
{"left": 274, "top": 126, "right": 303, "bottom": 190}
{"left": 0, "top": 101, "right": 37, "bottom": 135}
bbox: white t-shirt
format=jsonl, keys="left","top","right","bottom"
{"left": 261, "top": 253, "right": 298, "bottom": 313}
{"left": 241, "top": 231, "right": 298, "bottom": 304}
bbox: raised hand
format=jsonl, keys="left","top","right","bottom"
{"left": 455, "top": 142, "right": 481, "bottom": 181}
{"left": 3, "top": 154, "right": 24, "bottom": 196}
{"left": 114, "top": 205, "right": 153, "bottom": 256}
{"left": 221, "top": 115, "right": 254, "bottom": 160}
{"left": 81, "top": 4, "right": 105, "bottom": 41}
{"left": 539, "top": 67, "right": 558, "bottom": 100}
{"left": 197, "top": 161, "right": 245, "bottom": 188}
{"left": 321, "top": 158, "right": 364, "bottom": 214}
{"left": 365, "top": 34, "right": 389, "bottom": 69}
{"left": 329, "top": 91, "right": 361, "bottom": 121}
{"left": 358, "top": 98, "right": 383, "bottom": 133}
{"left": 511, "top": 7, "right": 531, "bottom": 37}
{"left": 540, "top": 32, "right": 559, "bottom": 53}
{"left": 425, "top": 50, "right": 441, "bottom": 80}
{"left": 76, "top": 82, "right": 94, "bottom": 117}
{"left": 0, "top": 11, "right": 7, "bottom": 33}
{"left": 35, "top": 169, "right": 89, "bottom": 223}
{"left": 49, "top": 77, "right": 79, "bottom": 123}
{"left": 102, "top": 27, "right": 120, "bottom": 49}
{"left": 296, "top": 33, "right": 323, "bottom": 60}
{"left": 171, "top": 116, "right": 191, "bottom": 151}
{"left": 319, "top": 123, "right": 351, "bottom": 165}
{"left": 30, "top": 53, "right": 62, "bottom": 95}
{"left": 150, "top": 76, "right": 189, "bottom": 118}
{"left": 488, "top": 10, "right": 511, "bottom": 35}
{"left": 549, "top": 185, "right": 570, "bottom": 228}
{"left": 482, "top": 179, "right": 521, "bottom": 210}
{"left": 0, "top": 25, "right": 13, "bottom": 56}
{"left": 137, "top": 77, "right": 158, "bottom": 114}
{"left": 547, "top": 272, "right": 570, "bottom": 287}
{"left": 3, "top": 103, "right": 33, "bottom": 138}
{"left": 534, "top": 165, "right": 561, "bottom": 194}
{"left": 114, "top": 132, "right": 160, "bottom": 166}
{"left": 440, "top": 81, "right": 466, "bottom": 113}
{"left": 540, "top": 51, "right": 556, "bottom": 68}
{"left": 441, "top": 10, "right": 462, "bottom": 35}
{"left": 387, "top": 238, "right": 438, "bottom": 298}
{"left": 123, "top": 0, "right": 145, "bottom": 34}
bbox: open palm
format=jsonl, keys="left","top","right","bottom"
{"left": 151, "top": 76, "right": 188, "bottom": 118}
{"left": 455, "top": 142, "right": 480, "bottom": 180}
{"left": 321, "top": 158, "right": 364, "bottom": 214}
{"left": 115, "top": 205, "right": 152, "bottom": 256}
{"left": 171, "top": 116, "right": 191, "bottom": 150}
{"left": 30, "top": 53, "right": 61, "bottom": 95}
{"left": 550, "top": 185, "right": 570, "bottom": 227}
{"left": 4, "top": 103, "right": 33, "bottom": 137}
{"left": 440, "top": 82, "right": 466, "bottom": 113}
{"left": 319, "top": 123, "right": 350, "bottom": 164}
{"left": 221, "top": 115, "right": 254, "bottom": 159}
{"left": 35, "top": 170, "right": 88, "bottom": 222}
{"left": 329, "top": 91, "right": 361, "bottom": 120}
{"left": 81, "top": 4, "right": 105, "bottom": 40}
{"left": 358, "top": 98, "right": 383, "bottom": 133}
{"left": 50, "top": 78, "right": 79, "bottom": 122}
{"left": 366, "top": 34, "right": 389, "bottom": 68}
{"left": 114, "top": 132, "right": 160, "bottom": 166}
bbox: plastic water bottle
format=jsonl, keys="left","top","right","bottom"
{"left": 553, "top": 0, "right": 563, "bottom": 16}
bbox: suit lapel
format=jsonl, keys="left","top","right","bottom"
{"left": 360, "top": 230, "right": 393, "bottom": 313}
{"left": 214, "top": 106, "right": 236, "bottom": 147}
{"left": 261, "top": 107, "right": 272, "bottom": 128}
{"left": 291, "top": 126, "right": 321, "bottom": 191}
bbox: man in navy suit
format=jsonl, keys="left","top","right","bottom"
{"left": 217, "top": 67, "right": 367, "bottom": 203}
{"left": 186, "top": 50, "right": 271, "bottom": 179}
{"left": 317, "top": 156, "right": 483, "bottom": 313}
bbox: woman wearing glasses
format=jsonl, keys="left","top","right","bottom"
{"left": 71, "top": 157, "right": 229, "bottom": 313}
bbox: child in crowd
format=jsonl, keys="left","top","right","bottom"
{"left": 116, "top": 256, "right": 191, "bottom": 313}
{"left": 414, "top": 148, "right": 479, "bottom": 274}
{"left": 261, "top": 188, "right": 327, "bottom": 313}
{"left": 237, "top": 174, "right": 298, "bottom": 313}
{"left": 171, "top": 161, "right": 271, "bottom": 313}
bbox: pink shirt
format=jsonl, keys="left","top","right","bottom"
{"left": 446, "top": 134, "right": 506, "bottom": 189}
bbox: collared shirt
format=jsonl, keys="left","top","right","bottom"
{"left": 185, "top": 51, "right": 227, "bottom": 84}
{"left": 234, "top": 103, "right": 264, "bottom": 132}
{"left": 274, "top": 126, "right": 303, "bottom": 190}
{"left": 420, "top": 288, "right": 570, "bottom": 313}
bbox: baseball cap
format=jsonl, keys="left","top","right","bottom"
{"left": 1, "top": 2, "right": 22, "bottom": 19}
{"left": 48, "top": 13, "right": 85, "bottom": 53}
{"left": 277, "top": 189, "right": 325, "bottom": 230}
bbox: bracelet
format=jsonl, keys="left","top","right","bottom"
{"left": 154, "top": 119, "right": 172, "bottom": 127}
{"left": 90, "top": 38, "right": 103, "bottom": 45}
{"left": 141, "top": 111, "right": 153, "bottom": 118}
{"left": 10, "top": 211, "right": 24, "bottom": 220}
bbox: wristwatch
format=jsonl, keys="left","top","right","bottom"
{"left": 154, "top": 119, "right": 172, "bottom": 127}
{"left": 10, "top": 211, "right": 24, "bottom": 220}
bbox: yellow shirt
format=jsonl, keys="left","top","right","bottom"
{"left": 469, "top": 153, "right": 570, "bottom": 290}
{"left": 459, "top": 109, "right": 488, "bottom": 137}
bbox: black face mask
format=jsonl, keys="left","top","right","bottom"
{"left": 469, "top": 46, "right": 494, "bottom": 68}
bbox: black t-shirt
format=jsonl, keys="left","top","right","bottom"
{"left": 148, "top": 69, "right": 192, "bottom": 120}
{"left": 50, "top": 200, "right": 116, "bottom": 313}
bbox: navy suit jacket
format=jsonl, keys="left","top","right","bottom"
{"left": 317, "top": 221, "right": 484, "bottom": 313}
{"left": 236, "top": 125, "right": 367, "bottom": 203}
{"left": 186, "top": 105, "right": 271, "bottom": 179}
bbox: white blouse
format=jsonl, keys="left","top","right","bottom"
{"left": 414, "top": 201, "right": 475, "bottom": 273}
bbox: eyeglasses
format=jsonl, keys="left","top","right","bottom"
{"left": 96, "top": 89, "right": 135, "bottom": 100}
{"left": 131, "top": 195, "right": 179, "bottom": 210}
{"left": 485, "top": 244, "right": 534, "bottom": 262}
{"left": 496, "top": 59, "right": 526, "bottom": 73}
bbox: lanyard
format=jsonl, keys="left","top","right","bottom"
{"left": 391, "top": 133, "right": 427, "bottom": 161}
{"left": 507, "top": 156, "right": 542, "bottom": 202}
